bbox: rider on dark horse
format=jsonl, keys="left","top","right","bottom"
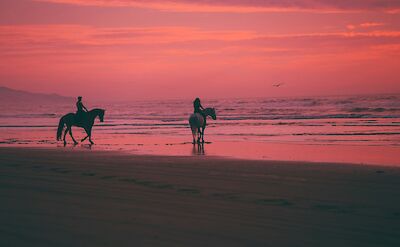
{"left": 76, "top": 96, "right": 88, "bottom": 124}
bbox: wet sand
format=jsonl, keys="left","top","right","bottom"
{"left": 1, "top": 147, "right": 400, "bottom": 246}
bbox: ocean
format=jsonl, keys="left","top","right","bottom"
{"left": 1, "top": 94, "right": 399, "bottom": 165}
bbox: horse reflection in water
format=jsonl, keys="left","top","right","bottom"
{"left": 192, "top": 143, "right": 205, "bottom": 155}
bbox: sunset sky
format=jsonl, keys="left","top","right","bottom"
{"left": 1, "top": 0, "right": 399, "bottom": 101}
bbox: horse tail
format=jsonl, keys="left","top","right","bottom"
{"left": 57, "top": 116, "right": 65, "bottom": 141}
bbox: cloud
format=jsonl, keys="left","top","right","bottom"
{"left": 346, "top": 25, "right": 356, "bottom": 30}
{"left": 2, "top": 25, "right": 399, "bottom": 50}
{"left": 0, "top": 25, "right": 265, "bottom": 60}
{"left": 0, "top": 25, "right": 259, "bottom": 49}
{"left": 1, "top": 24, "right": 399, "bottom": 65}
{"left": 360, "top": 22, "right": 385, "bottom": 28}
{"left": 33, "top": 0, "right": 400, "bottom": 13}
{"left": 386, "top": 8, "right": 400, "bottom": 14}
{"left": 347, "top": 22, "right": 385, "bottom": 30}
{"left": 1, "top": 25, "right": 399, "bottom": 51}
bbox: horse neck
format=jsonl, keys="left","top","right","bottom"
{"left": 203, "top": 108, "right": 213, "bottom": 116}
{"left": 88, "top": 109, "right": 100, "bottom": 121}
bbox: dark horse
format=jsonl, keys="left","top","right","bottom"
{"left": 189, "top": 107, "right": 216, "bottom": 144}
{"left": 57, "top": 108, "right": 105, "bottom": 145}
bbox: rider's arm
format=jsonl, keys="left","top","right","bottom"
{"left": 82, "top": 104, "right": 88, "bottom": 112}
{"left": 199, "top": 103, "right": 204, "bottom": 110}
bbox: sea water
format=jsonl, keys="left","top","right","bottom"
{"left": 0, "top": 94, "right": 399, "bottom": 165}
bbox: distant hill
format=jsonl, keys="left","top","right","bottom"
{"left": 0, "top": 86, "right": 74, "bottom": 104}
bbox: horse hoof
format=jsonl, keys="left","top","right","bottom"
{"left": 74, "top": 142, "right": 78, "bottom": 145}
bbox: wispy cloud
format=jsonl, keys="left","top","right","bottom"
{"left": 0, "top": 25, "right": 261, "bottom": 51}
{"left": 347, "top": 22, "right": 386, "bottom": 30}
{"left": 360, "top": 22, "right": 385, "bottom": 28}
{"left": 33, "top": 0, "right": 400, "bottom": 13}
{"left": 386, "top": 8, "right": 400, "bottom": 14}
{"left": 346, "top": 25, "right": 356, "bottom": 30}
{"left": 1, "top": 25, "right": 399, "bottom": 59}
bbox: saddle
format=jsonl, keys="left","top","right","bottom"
{"left": 75, "top": 111, "right": 88, "bottom": 125}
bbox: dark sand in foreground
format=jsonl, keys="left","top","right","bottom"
{"left": 1, "top": 147, "right": 400, "bottom": 246}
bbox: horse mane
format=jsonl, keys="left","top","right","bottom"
{"left": 203, "top": 107, "right": 215, "bottom": 115}
{"left": 90, "top": 108, "right": 105, "bottom": 113}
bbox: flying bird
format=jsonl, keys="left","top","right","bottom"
{"left": 272, "top": 83, "right": 284, "bottom": 87}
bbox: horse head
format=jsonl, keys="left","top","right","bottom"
{"left": 91, "top": 108, "right": 105, "bottom": 122}
{"left": 206, "top": 108, "right": 216, "bottom": 120}
{"left": 98, "top": 109, "right": 105, "bottom": 122}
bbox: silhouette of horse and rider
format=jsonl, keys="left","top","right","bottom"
{"left": 57, "top": 96, "right": 216, "bottom": 145}
{"left": 57, "top": 96, "right": 105, "bottom": 145}
{"left": 189, "top": 97, "right": 217, "bottom": 144}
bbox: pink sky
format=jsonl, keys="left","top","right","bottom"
{"left": 0, "top": 0, "right": 399, "bottom": 101}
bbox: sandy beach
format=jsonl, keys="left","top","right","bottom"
{"left": 1, "top": 147, "right": 400, "bottom": 246}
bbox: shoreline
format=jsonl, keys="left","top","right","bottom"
{"left": 0, "top": 145, "right": 398, "bottom": 168}
{"left": 1, "top": 147, "right": 400, "bottom": 246}
{"left": 1, "top": 137, "right": 399, "bottom": 167}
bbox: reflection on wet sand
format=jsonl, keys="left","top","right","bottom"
{"left": 1, "top": 130, "right": 400, "bottom": 166}
{"left": 192, "top": 143, "right": 205, "bottom": 156}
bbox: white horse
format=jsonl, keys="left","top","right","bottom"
{"left": 189, "top": 108, "right": 216, "bottom": 144}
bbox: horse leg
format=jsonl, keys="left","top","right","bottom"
{"left": 69, "top": 127, "right": 78, "bottom": 145}
{"left": 201, "top": 127, "right": 205, "bottom": 143}
{"left": 197, "top": 128, "right": 201, "bottom": 143}
{"left": 81, "top": 135, "right": 89, "bottom": 142}
{"left": 191, "top": 128, "right": 197, "bottom": 144}
{"left": 82, "top": 127, "right": 91, "bottom": 144}
{"left": 87, "top": 127, "right": 94, "bottom": 145}
{"left": 81, "top": 127, "right": 89, "bottom": 142}
{"left": 89, "top": 136, "right": 94, "bottom": 145}
{"left": 63, "top": 127, "right": 69, "bottom": 145}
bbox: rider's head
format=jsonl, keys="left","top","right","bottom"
{"left": 78, "top": 96, "right": 82, "bottom": 101}
{"left": 195, "top": 97, "right": 200, "bottom": 102}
